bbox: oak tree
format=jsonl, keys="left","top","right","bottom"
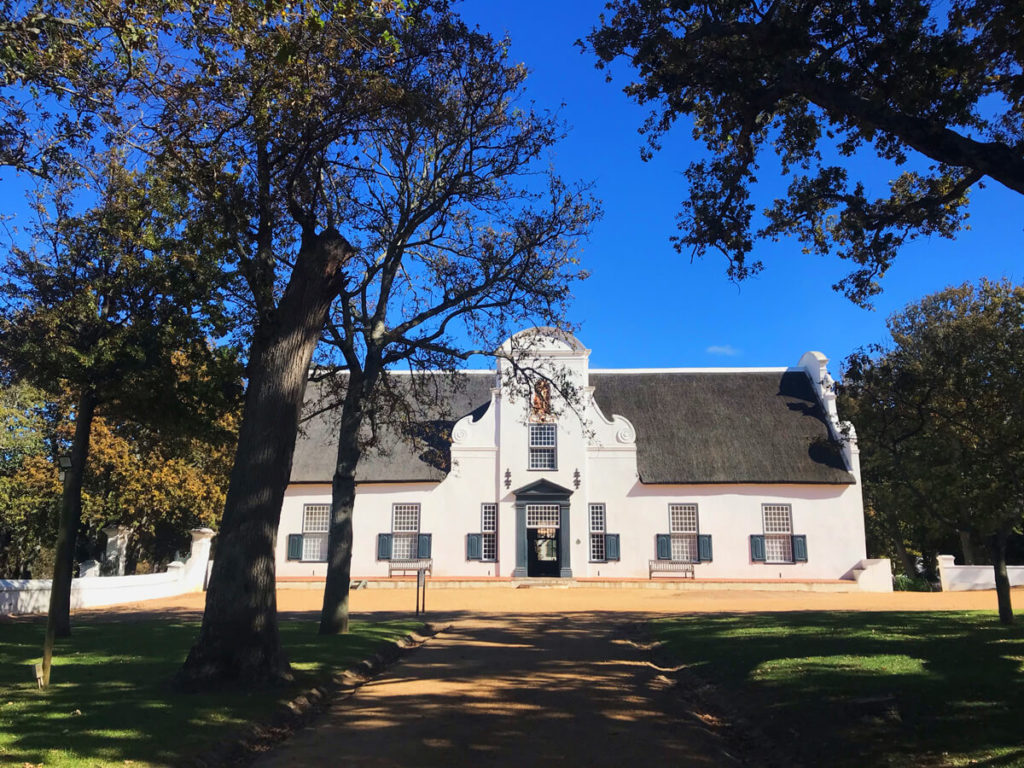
{"left": 126, "top": 0, "right": 417, "bottom": 686}
{"left": 312, "top": 8, "right": 595, "bottom": 634}
{"left": 3, "top": 0, "right": 407, "bottom": 686}
{"left": 0, "top": 0, "right": 170, "bottom": 176}
{"left": 0, "top": 161, "right": 233, "bottom": 682}
{"left": 83, "top": 411, "right": 237, "bottom": 565}
{"left": 0, "top": 380, "right": 59, "bottom": 577}
{"left": 586, "top": 0, "right": 1024, "bottom": 305}
{"left": 840, "top": 280, "right": 1024, "bottom": 623}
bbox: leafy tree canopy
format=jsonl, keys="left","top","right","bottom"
{"left": 0, "top": 381, "right": 238, "bottom": 579}
{"left": 81, "top": 412, "right": 236, "bottom": 568}
{"left": 0, "top": 0, "right": 173, "bottom": 176}
{"left": 587, "top": 0, "right": 1024, "bottom": 305}
{"left": 840, "top": 279, "right": 1024, "bottom": 621}
{"left": 0, "top": 158, "right": 238, "bottom": 425}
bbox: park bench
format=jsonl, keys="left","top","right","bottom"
{"left": 648, "top": 560, "right": 695, "bottom": 579}
{"left": 388, "top": 558, "right": 433, "bottom": 577}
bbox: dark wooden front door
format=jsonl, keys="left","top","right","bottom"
{"left": 527, "top": 527, "right": 560, "bottom": 577}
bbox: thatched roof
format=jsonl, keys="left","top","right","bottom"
{"left": 290, "top": 372, "right": 495, "bottom": 483}
{"left": 289, "top": 368, "right": 853, "bottom": 485}
{"left": 591, "top": 371, "right": 853, "bottom": 484}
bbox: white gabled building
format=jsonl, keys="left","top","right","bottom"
{"left": 277, "top": 328, "right": 892, "bottom": 590}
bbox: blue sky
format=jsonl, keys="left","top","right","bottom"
{"left": 1, "top": 3, "right": 1019, "bottom": 380}
{"left": 459, "top": 0, "right": 1023, "bottom": 374}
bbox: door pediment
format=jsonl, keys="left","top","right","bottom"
{"left": 512, "top": 478, "right": 573, "bottom": 501}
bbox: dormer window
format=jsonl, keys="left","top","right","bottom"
{"left": 528, "top": 423, "right": 557, "bottom": 470}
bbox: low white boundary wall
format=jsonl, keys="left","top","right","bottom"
{"left": 937, "top": 555, "right": 1024, "bottom": 592}
{"left": 848, "top": 558, "right": 894, "bottom": 592}
{"left": 0, "top": 528, "right": 214, "bottom": 615}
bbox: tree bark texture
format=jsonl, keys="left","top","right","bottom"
{"left": 795, "top": 74, "right": 1024, "bottom": 196}
{"left": 180, "top": 231, "right": 352, "bottom": 687}
{"left": 988, "top": 531, "right": 1014, "bottom": 625}
{"left": 889, "top": 526, "right": 916, "bottom": 578}
{"left": 958, "top": 529, "right": 976, "bottom": 566}
{"left": 320, "top": 373, "right": 374, "bottom": 635}
{"left": 42, "top": 388, "right": 96, "bottom": 685}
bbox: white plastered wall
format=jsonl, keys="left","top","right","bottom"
{"left": 277, "top": 334, "right": 872, "bottom": 582}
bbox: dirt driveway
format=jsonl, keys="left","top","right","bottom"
{"left": 242, "top": 586, "right": 1013, "bottom": 768}
{"left": 254, "top": 612, "right": 736, "bottom": 768}
{"left": 70, "top": 582, "right": 1012, "bottom": 621}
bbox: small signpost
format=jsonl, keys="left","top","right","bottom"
{"left": 415, "top": 568, "right": 427, "bottom": 616}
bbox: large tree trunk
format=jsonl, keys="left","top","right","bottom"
{"left": 41, "top": 388, "right": 96, "bottom": 685}
{"left": 179, "top": 230, "right": 352, "bottom": 688}
{"left": 988, "top": 530, "right": 1014, "bottom": 625}
{"left": 921, "top": 548, "right": 939, "bottom": 584}
{"left": 890, "top": 526, "right": 917, "bottom": 578}
{"left": 320, "top": 372, "right": 375, "bottom": 635}
{"left": 958, "top": 529, "right": 976, "bottom": 565}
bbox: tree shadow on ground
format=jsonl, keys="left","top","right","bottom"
{"left": 651, "top": 611, "right": 1024, "bottom": 767}
{"left": 0, "top": 618, "right": 418, "bottom": 767}
{"left": 255, "top": 610, "right": 734, "bottom": 768}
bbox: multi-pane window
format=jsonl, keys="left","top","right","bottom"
{"left": 526, "top": 503, "right": 560, "bottom": 528}
{"left": 669, "top": 504, "right": 699, "bottom": 562}
{"left": 589, "top": 503, "right": 607, "bottom": 562}
{"left": 528, "top": 423, "right": 558, "bottom": 470}
{"left": 302, "top": 504, "right": 330, "bottom": 561}
{"left": 481, "top": 503, "right": 497, "bottom": 562}
{"left": 763, "top": 504, "right": 794, "bottom": 562}
{"left": 392, "top": 503, "right": 421, "bottom": 560}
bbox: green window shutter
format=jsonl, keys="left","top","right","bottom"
{"left": 605, "top": 534, "right": 620, "bottom": 561}
{"left": 466, "top": 533, "right": 482, "bottom": 560}
{"left": 287, "top": 534, "right": 303, "bottom": 561}
{"left": 792, "top": 534, "right": 808, "bottom": 562}
{"left": 750, "top": 534, "right": 766, "bottom": 562}
{"left": 698, "top": 534, "right": 713, "bottom": 563}
{"left": 376, "top": 533, "right": 392, "bottom": 560}
{"left": 417, "top": 533, "right": 432, "bottom": 559}
{"left": 656, "top": 534, "right": 671, "bottom": 560}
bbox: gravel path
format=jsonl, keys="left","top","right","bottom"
{"left": 254, "top": 612, "right": 735, "bottom": 768}
{"left": 26, "top": 581, "right": 1012, "bottom": 623}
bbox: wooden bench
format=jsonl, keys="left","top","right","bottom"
{"left": 388, "top": 559, "right": 433, "bottom": 577}
{"left": 648, "top": 560, "right": 695, "bottom": 579}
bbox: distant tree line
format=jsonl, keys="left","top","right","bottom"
{"left": 839, "top": 280, "right": 1024, "bottom": 623}
{"left": 0, "top": 379, "right": 238, "bottom": 580}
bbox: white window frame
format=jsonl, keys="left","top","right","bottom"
{"left": 762, "top": 504, "right": 794, "bottom": 563}
{"left": 301, "top": 504, "right": 330, "bottom": 562}
{"left": 669, "top": 503, "right": 699, "bottom": 563}
{"left": 392, "top": 503, "right": 421, "bottom": 561}
{"left": 526, "top": 503, "right": 560, "bottom": 528}
{"left": 589, "top": 503, "right": 607, "bottom": 562}
{"left": 481, "top": 503, "right": 497, "bottom": 562}
{"left": 528, "top": 423, "right": 558, "bottom": 471}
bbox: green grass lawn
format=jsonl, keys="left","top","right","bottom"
{"left": 0, "top": 618, "right": 420, "bottom": 767}
{"left": 652, "top": 611, "right": 1024, "bottom": 767}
